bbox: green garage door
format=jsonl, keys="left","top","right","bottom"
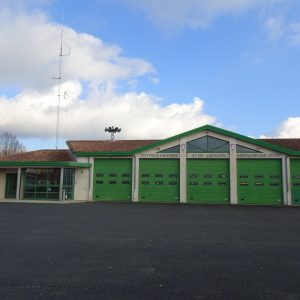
{"left": 291, "top": 159, "right": 300, "bottom": 205}
{"left": 139, "top": 159, "right": 179, "bottom": 203}
{"left": 237, "top": 159, "right": 283, "bottom": 205}
{"left": 93, "top": 159, "right": 132, "bottom": 202}
{"left": 187, "top": 159, "right": 230, "bottom": 204}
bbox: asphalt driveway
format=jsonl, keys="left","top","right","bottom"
{"left": 0, "top": 202, "right": 299, "bottom": 300}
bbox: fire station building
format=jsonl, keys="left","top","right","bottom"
{"left": 0, "top": 125, "right": 299, "bottom": 205}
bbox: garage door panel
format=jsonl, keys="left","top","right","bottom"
{"left": 291, "top": 159, "right": 300, "bottom": 205}
{"left": 139, "top": 159, "right": 179, "bottom": 203}
{"left": 187, "top": 159, "right": 230, "bottom": 204}
{"left": 237, "top": 159, "right": 282, "bottom": 205}
{"left": 93, "top": 159, "right": 132, "bottom": 202}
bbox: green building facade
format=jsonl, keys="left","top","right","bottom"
{"left": 1, "top": 125, "right": 300, "bottom": 205}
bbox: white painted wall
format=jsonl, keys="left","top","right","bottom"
{"left": 74, "top": 168, "right": 90, "bottom": 200}
{"left": 77, "top": 157, "right": 89, "bottom": 163}
{"left": 0, "top": 171, "right": 5, "bottom": 200}
{"left": 179, "top": 137, "right": 187, "bottom": 203}
{"left": 229, "top": 138, "right": 237, "bottom": 204}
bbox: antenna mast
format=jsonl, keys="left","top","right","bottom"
{"left": 53, "top": 28, "right": 70, "bottom": 149}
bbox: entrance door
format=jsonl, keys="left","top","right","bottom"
{"left": 5, "top": 173, "right": 17, "bottom": 199}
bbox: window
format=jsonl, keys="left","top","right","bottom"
{"left": 141, "top": 174, "right": 150, "bottom": 178}
{"left": 96, "top": 181, "right": 103, "bottom": 184}
{"left": 169, "top": 174, "right": 178, "bottom": 178}
{"left": 155, "top": 181, "right": 163, "bottom": 185}
{"left": 158, "top": 145, "right": 180, "bottom": 153}
{"left": 169, "top": 181, "right": 177, "bottom": 185}
{"left": 218, "top": 174, "right": 227, "bottom": 178}
{"left": 109, "top": 174, "right": 117, "bottom": 177}
{"left": 155, "top": 174, "right": 163, "bottom": 178}
{"left": 96, "top": 173, "right": 104, "bottom": 177}
{"left": 240, "top": 182, "right": 248, "bottom": 186}
{"left": 204, "top": 182, "right": 212, "bottom": 186}
{"left": 255, "top": 182, "right": 264, "bottom": 186}
{"left": 255, "top": 175, "right": 264, "bottom": 179}
{"left": 204, "top": 174, "right": 212, "bottom": 178}
{"left": 236, "top": 145, "right": 261, "bottom": 153}
{"left": 24, "top": 168, "right": 61, "bottom": 200}
{"left": 141, "top": 181, "right": 149, "bottom": 185}
{"left": 122, "top": 181, "right": 130, "bottom": 184}
{"left": 189, "top": 174, "right": 198, "bottom": 178}
{"left": 189, "top": 182, "right": 198, "bottom": 185}
{"left": 109, "top": 181, "right": 117, "bottom": 184}
{"left": 218, "top": 182, "right": 227, "bottom": 186}
{"left": 122, "top": 174, "right": 130, "bottom": 177}
{"left": 63, "top": 168, "right": 75, "bottom": 200}
{"left": 239, "top": 175, "right": 248, "bottom": 178}
{"left": 187, "top": 136, "right": 229, "bottom": 153}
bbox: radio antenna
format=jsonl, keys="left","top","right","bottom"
{"left": 53, "top": 27, "right": 70, "bottom": 149}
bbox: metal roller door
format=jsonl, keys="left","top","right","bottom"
{"left": 237, "top": 159, "right": 283, "bottom": 205}
{"left": 291, "top": 159, "right": 300, "bottom": 205}
{"left": 93, "top": 159, "right": 132, "bottom": 202}
{"left": 187, "top": 159, "right": 230, "bottom": 204}
{"left": 139, "top": 159, "right": 179, "bottom": 203}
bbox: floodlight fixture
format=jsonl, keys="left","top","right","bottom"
{"left": 105, "top": 126, "right": 122, "bottom": 141}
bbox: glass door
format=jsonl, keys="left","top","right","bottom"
{"left": 5, "top": 173, "right": 17, "bottom": 199}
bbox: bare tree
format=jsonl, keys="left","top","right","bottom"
{"left": 0, "top": 132, "right": 26, "bottom": 157}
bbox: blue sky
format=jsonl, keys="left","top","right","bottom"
{"left": 0, "top": 0, "right": 300, "bottom": 150}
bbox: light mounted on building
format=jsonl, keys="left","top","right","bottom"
{"left": 105, "top": 126, "right": 121, "bottom": 141}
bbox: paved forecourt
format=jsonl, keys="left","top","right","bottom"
{"left": 0, "top": 202, "right": 299, "bottom": 300}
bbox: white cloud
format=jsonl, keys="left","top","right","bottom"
{"left": 265, "top": 16, "right": 300, "bottom": 45}
{"left": 288, "top": 23, "right": 300, "bottom": 44}
{"left": 0, "top": 9, "right": 154, "bottom": 91}
{"left": 0, "top": 5, "right": 217, "bottom": 146}
{"left": 276, "top": 117, "right": 300, "bottom": 138}
{"left": 122, "top": 0, "right": 279, "bottom": 30}
{"left": 0, "top": 81, "right": 216, "bottom": 141}
{"left": 265, "top": 17, "right": 284, "bottom": 41}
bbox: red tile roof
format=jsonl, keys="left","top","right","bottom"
{"left": 0, "top": 150, "right": 75, "bottom": 162}
{"left": 1, "top": 138, "right": 299, "bottom": 162}
{"left": 67, "top": 140, "right": 159, "bottom": 153}
{"left": 67, "top": 138, "right": 300, "bottom": 153}
{"left": 259, "top": 139, "right": 300, "bottom": 151}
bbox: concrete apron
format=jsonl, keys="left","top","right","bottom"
{"left": 0, "top": 200, "right": 90, "bottom": 204}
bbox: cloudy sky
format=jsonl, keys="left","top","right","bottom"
{"left": 0, "top": 0, "right": 300, "bottom": 150}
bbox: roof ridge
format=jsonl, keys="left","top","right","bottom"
{"left": 260, "top": 138, "right": 300, "bottom": 140}
{"left": 67, "top": 139, "right": 160, "bottom": 142}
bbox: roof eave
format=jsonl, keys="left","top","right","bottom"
{"left": 75, "top": 151, "right": 133, "bottom": 157}
{"left": 131, "top": 125, "right": 300, "bottom": 155}
{"left": 0, "top": 161, "right": 91, "bottom": 168}
{"left": 66, "top": 125, "right": 300, "bottom": 157}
